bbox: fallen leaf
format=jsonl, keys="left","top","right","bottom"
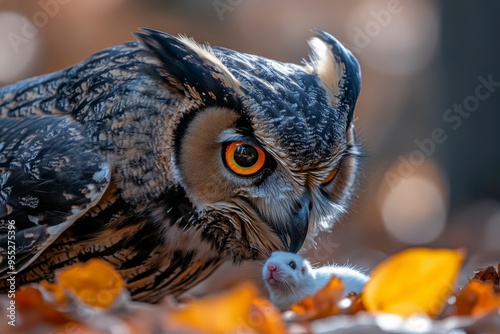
{"left": 473, "top": 265, "right": 499, "bottom": 285}
{"left": 56, "top": 258, "right": 125, "bottom": 309}
{"left": 9, "top": 287, "right": 101, "bottom": 334}
{"left": 456, "top": 280, "right": 500, "bottom": 317}
{"left": 362, "top": 248, "right": 464, "bottom": 317}
{"left": 344, "top": 292, "right": 367, "bottom": 315}
{"left": 164, "top": 282, "right": 285, "bottom": 334}
{"left": 249, "top": 297, "right": 287, "bottom": 334}
{"left": 290, "top": 276, "right": 345, "bottom": 321}
{"left": 15, "top": 287, "right": 69, "bottom": 323}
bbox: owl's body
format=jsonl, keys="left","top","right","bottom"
{"left": 0, "top": 30, "right": 361, "bottom": 302}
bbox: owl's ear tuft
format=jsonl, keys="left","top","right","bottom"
{"left": 307, "top": 30, "right": 361, "bottom": 126}
{"left": 133, "top": 28, "right": 241, "bottom": 106}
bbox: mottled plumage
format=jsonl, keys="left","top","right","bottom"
{"left": 0, "top": 29, "right": 361, "bottom": 302}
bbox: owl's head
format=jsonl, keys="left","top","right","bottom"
{"left": 135, "top": 29, "right": 361, "bottom": 258}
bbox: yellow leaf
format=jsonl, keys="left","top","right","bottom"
{"left": 362, "top": 248, "right": 464, "bottom": 317}
{"left": 56, "top": 259, "right": 125, "bottom": 309}
{"left": 164, "top": 282, "right": 285, "bottom": 334}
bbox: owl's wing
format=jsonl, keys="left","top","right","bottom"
{"left": 0, "top": 116, "right": 110, "bottom": 276}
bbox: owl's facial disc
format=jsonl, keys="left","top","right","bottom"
{"left": 137, "top": 28, "right": 360, "bottom": 256}
{"left": 177, "top": 106, "right": 312, "bottom": 254}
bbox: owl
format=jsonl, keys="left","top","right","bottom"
{"left": 0, "top": 29, "right": 361, "bottom": 302}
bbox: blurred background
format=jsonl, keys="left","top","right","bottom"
{"left": 0, "top": 0, "right": 498, "bottom": 292}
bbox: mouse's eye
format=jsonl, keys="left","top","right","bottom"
{"left": 289, "top": 261, "right": 297, "bottom": 270}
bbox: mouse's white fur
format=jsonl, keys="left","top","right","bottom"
{"left": 262, "top": 251, "right": 369, "bottom": 310}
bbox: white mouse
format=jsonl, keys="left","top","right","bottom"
{"left": 262, "top": 251, "right": 369, "bottom": 310}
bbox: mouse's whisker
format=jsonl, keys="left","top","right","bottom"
{"left": 249, "top": 259, "right": 265, "bottom": 266}
{"left": 248, "top": 273, "right": 264, "bottom": 281}
{"left": 283, "top": 280, "right": 295, "bottom": 294}
{"left": 254, "top": 248, "right": 270, "bottom": 260}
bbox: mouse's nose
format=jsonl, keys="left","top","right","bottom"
{"left": 267, "top": 264, "right": 277, "bottom": 272}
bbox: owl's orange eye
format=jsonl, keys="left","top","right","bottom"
{"left": 322, "top": 165, "right": 340, "bottom": 184}
{"left": 224, "top": 142, "right": 266, "bottom": 176}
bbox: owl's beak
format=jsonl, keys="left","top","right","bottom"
{"left": 276, "top": 193, "right": 310, "bottom": 254}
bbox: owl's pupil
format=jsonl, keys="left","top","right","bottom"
{"left": 234, "top": 144, "right": 258, "bottom": 167}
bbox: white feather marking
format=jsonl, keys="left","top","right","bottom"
{"left": 93, "top": 164, "right": 110, "bottom": 183}
{"left": 308, "top": 37, "right": 345, "bottom": 106}
{"left": 27, "top": 215, "right": 39, "bottom": 224}
{"left": 217, "top": 129, "right": 245, "bottom": 143}
{"left": 178, "top": 35, "right": 242, "bottom": 94}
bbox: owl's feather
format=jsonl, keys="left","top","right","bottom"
{"left": 0, "top": 116, "right": 110, "bottom": 274}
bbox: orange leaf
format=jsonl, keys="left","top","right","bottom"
{"left": 362, "top": 248, "right": 464, "bottom": 317}
{"left": 12, "top": 287, "right": 93, "bottom": 333}
{"left": 56, "top": 258, "right": 125, "bottom": 309}
{"left": 164, "top": 282, "right": 285, "bottom": 334}
{"left": 15, "top": 287, "right": 69, "bottom": 323}
{"left": 290, "top": 276, "right": 345, "bottom": 321}
{"left": 456, "top": 279, "right": 500, "bottom": 317}
{"left": 250, "top": 297, "right": 287, "bottom": 334}
{"left": 344, "top": 292, "right": 367, "bottom": 315}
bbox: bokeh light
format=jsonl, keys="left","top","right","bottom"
{"left": 378, "top": 161, "right": 448, "bottom": 245}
